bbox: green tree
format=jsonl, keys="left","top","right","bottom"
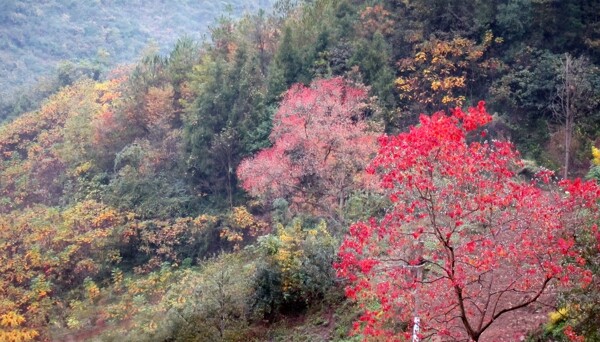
{"left": 267, "top": 26, "right": 303, "bottom": 100}
{"left": 184, "top": 44, "right": 270, "bottom": 207}
{"left": 165, "top": 254, "right": 255, "bottom": 341}
{"left": 351, "top": 31, "right": 396, "bottom": 128}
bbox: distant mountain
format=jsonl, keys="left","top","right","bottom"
{"left": 0, "top": 0, "right": 274, "bottom": 98}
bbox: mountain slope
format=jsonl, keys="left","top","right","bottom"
{"left": 0, "top": 0, "right": 273, "bottom": 98}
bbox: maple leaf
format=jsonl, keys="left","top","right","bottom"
{"left": 336, "top": 102, "right": 600, "bottom": 341}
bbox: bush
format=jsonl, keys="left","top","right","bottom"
{"left": 251, "top": 219, "right": 338, "bottom": 318}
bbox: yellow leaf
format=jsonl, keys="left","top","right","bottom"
{"left": 0, "top": 311, "right": 25, "bottom": 328}
{"left": 592, "top": 146, "right": 600, "bottom": 165}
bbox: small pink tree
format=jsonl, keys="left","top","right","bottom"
{"left": 336, "top": 102, "right": 599, "bottom": 341}
{"left": 237, "top": 77, "right": 379, "bottom": 221}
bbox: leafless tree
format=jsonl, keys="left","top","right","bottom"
{"left": 551, "top": 54, "right": 593, "bottom": 178}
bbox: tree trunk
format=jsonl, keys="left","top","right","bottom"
{"left": 563, "top": 54, "right": 571, "bottom": 179}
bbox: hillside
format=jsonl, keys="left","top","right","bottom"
{"left": 0, "top": 0, "right": 274, "bottom": 119}
{"left": 0, "top": 0, "right": 599, "bottom": 341}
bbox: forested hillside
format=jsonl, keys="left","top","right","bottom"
{"left": 0, "top": 0, "right": 274, "bottom": 122}
{"left": 1, "top": 0, "right": 599, "bottom": 341}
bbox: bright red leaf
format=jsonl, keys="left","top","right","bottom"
{"left": 336, "top": 102, "right": 600, "bottom": 341}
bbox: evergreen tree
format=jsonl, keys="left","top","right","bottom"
{"left": 351, "top": 31, "right": 396, "bottom": 127}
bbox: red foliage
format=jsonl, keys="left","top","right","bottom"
{"left": 336, "top": 102, "right": 600, "bottom": 341}
{"left": 237, "top": 77, "right": 380, "bottom": 219}
{"left": 564, "top": 325, "right": 585, "bottom": 342}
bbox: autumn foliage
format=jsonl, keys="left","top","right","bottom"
{"left": 336, "top": 102, "right": 600, "bottom": 341}
{"left": 3, "top": 0, "right": 600, "bottom": 340}
{"left": 237, "top": 77, "right": 380, "bottom": 220}
{"left": 396, "top": 34, "right": 502, "bottom": 111}
{"left": 0, "top": 201, "right": 127, "bottom": 340}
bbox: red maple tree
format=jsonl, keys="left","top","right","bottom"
{"left": 237, "top": 77, "right": 379, "bottom": 221}
{"left": 336, "top": 102, "right": 599, "bottom": 341}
